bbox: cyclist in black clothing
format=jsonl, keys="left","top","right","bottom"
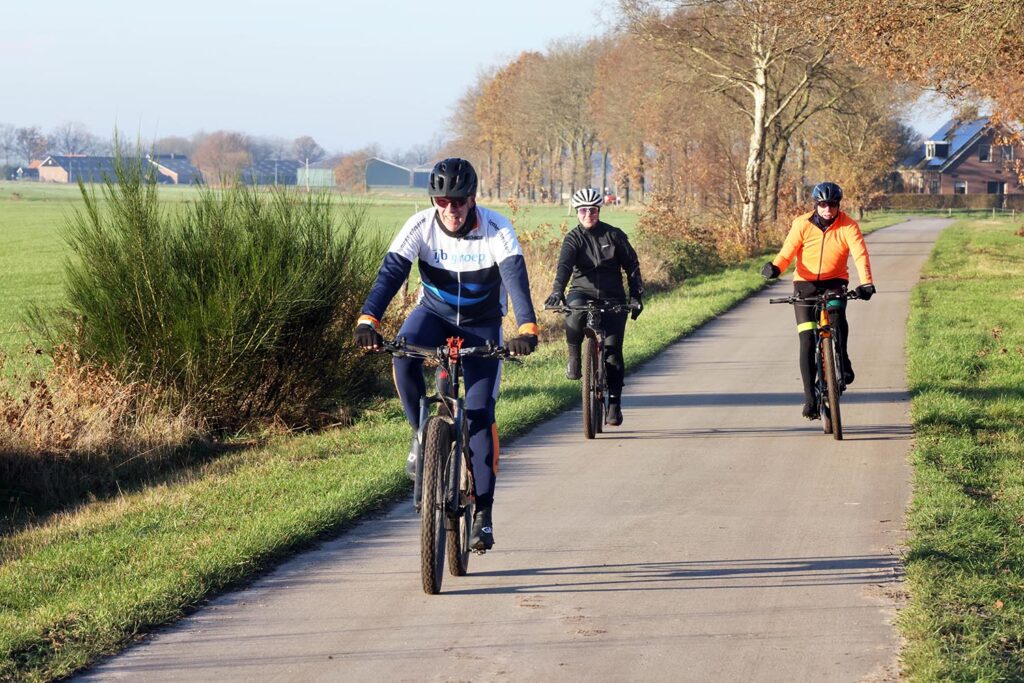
{"left": 545, "top": 187, "right": 644, "bottom": 426}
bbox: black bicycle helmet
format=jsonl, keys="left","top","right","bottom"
{"left": 811, "top": 181, "right": 843, "bottom": 204}
{"left": 428, "top": 158, "right": 478, "bottom": 198}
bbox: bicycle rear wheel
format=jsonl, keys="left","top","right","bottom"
{"left": 420, "top": 417, "right": 450, "bottom": 594}
{"left": 822, "top": 337, "right": 843, "bottom": 440}
{"left": 446, "top": 440, "right": 472, "bottom": 577}
{"left": 582, "top": 336, "right": 598, "bottom": 439}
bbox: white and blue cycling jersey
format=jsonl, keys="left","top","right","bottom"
{"left": 360, "top": 206, "right": 537, "bottom": 333}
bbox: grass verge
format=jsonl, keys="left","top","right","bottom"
{"left": 901, "top": 219, "right": 1024, "bottom": 680}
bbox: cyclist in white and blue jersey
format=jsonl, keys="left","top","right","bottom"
{"left": 354, "top": 158, "right": 538, "bottom": 551}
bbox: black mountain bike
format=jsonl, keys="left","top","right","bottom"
{"left": 381, "top": 336, "right": 514, "bottom": 594}
{"left": 770, "top": 288, "right": 860, "bottom": 440}
{"left": 546, "top": 299, "right": 640, "bottom": 440}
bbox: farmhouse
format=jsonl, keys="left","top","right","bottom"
{"left": 898, "top": 117, "right": 1023, "bottom": 195}
{"left": 35, "top": 154, "right": 203, "bottom": 185}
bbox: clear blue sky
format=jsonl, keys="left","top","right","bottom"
{"left": 4, "top": 0, "right": 620, "bottom": 154}
{"left": 6, "top": 0, "right": 952, "bottom": 155}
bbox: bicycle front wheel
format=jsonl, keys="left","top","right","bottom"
{"left": 446, "top": 435, "right": 472, "bottom": 577}
{"left": 420, "top": 417, "right": 451, "bottom": 594}
{"left": 582, "top": 336, "right": 598, "bottom": 439}
{"left": 821, "top": 337, "right": 843, "bottom": 440}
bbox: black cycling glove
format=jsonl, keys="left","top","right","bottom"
{"left": 761, "top": 262, "right": 781, "bottom": 279}
{"left": 855, "top": 283, "right": 876, "bottom": 301}
{"left": 629, "top": 296, "right": 643, "bottom": 320}
{"left": 506, "top": 334, "right": 538, "bottom": 357}
{"left": 354, "top": 323, "right": 382, "bottom": 350}
{"left": 544, "top": 291, "right": 565, "bottom": 308}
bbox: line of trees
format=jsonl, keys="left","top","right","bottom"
{"left": 442, "top": 1, "right": 922, "bottom": 252}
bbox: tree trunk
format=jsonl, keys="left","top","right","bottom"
{"left": 601, "top": 148, "right": 609, "bottom": 196}
{"left": 741, "top": 65, "right": 769, "bottom": 252}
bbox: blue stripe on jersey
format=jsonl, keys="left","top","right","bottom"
{"left": 422, "top": 282, "right": 490, "bottom": 305}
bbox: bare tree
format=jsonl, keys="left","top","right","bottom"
{"left": 15, "top": 126, "right": 48, "bottom": 162}
{"left": 193, "top": 131, "right": 251, "bottom": 185}
{"left": 248, "top": 135, "right": 290, "bottom": 164}
{"left": 622, "top": 0, "right": 840, "bottom": 251}
{"left": 0, "top": 123, "right": 16, "bottom": 167}
{"left": 48, "top": 121, "right": 99, "bottom": 155}
{"left": 153, "top": 135, "right": 195, "bottom": 157}
{"left": 292, "top": 135, "right": 326, "bottom": 163}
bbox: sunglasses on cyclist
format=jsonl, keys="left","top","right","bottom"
{"left": 434, "top": 197, "right": 470, "bottom": 209}
{"left": 577, "top": 207, "right": 600, "bottom": 214}
{"left": 816, "top": 201, "right": 840, "bottom": 209}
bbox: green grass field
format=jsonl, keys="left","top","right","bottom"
{"left": 0, "top": 181, "right": 638, "bottom": 357}
{"left": 901, "top": 218, "right": 1024, "bottom": 680}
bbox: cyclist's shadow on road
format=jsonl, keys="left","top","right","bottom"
{"left": 625, "top": 390, "right": 909, "bottom": 408}
{"left": 447, "top": 553, "right": 903, "bottom": 595}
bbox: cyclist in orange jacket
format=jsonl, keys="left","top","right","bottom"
{"left": 761, "top": 182, "right": 876, "bottom": 419}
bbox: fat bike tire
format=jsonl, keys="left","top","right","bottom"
{"left": 446, "top": 447, "right": 473, "bottom": 577}
{"left": 420, "top": 417, "right": 450, "bottom": 594}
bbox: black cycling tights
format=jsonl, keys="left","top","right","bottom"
{"left": 564, "top": 297, "right": 627, "bottom": 399}
{"left": 797, "top": 312, "right": 850, "bottom": 403}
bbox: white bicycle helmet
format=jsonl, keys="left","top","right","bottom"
{"left": 571, "top": 187, "right": 604, "bottom": 209}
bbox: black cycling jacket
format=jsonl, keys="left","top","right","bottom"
{"left": 551, "top": 221, "right": 644, "bottom": 301}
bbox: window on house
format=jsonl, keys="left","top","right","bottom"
{"left": 987, "top": 181, "right": 1006, "bottom": 194}
{"left": 954, "top": 181, "right": 967, "bottom": 194}
{"left": 929, "top": 179, "right": 940, "bottom": 194}
{"left": 1000, "top": 145, "right": 1015, "bottom": 162}
{"left": 979, "top": 144, "right": 992, "bottom": 162}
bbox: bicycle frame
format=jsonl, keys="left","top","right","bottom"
{"left": 379, "top": 335, "right": 513, "bottom": 592}
{"left": 545, "top": 299, "right": 637, "bottom": 438}
{"left": 770, "top": 288, "right": 859, "bottom": 440}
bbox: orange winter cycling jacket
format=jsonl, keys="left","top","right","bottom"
{"left": 772, "top": 211, "right": 873, "bottom": 284}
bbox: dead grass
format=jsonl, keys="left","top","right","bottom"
{"left": 0, "top": 345, "right": 205, "bottom": 519}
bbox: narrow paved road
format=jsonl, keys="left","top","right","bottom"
{"left": 79, "top": 218, "right": 950, "bottom": 682}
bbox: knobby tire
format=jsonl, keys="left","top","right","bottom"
{"left": 822, "top": 338, "right": 843, "bottom": 440}
{"left": 582, "top": 336, "right": 597, "bottom": 439}
{"left": 446, "top": 423, "right": 472, "bottom": 577}
{"left": 421, "top": 417, "right": 450, "bottom": 594}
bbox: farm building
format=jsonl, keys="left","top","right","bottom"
{"left": 898, "top": 117, "right": 1023, "bottom": 195}
{"left": 241, "top": 159, "right": 301, "bottom": 186}
{"left": 365, "top": 157, "right": 413, "bottom": 188}
{"left": 35, "top": 155, "right": 202, "bottom": 185}
{"left": 412, "top": 164, "right": 432, "bottom": 189}
{"left": 147, "top": 154, "right": 203, "bottom": 185}
{"left": 38, "top": 155, "right": 120, "bottom": 183}
{"left": 15, "top": 159, "right": 41, "bottom": 181}
{"left": 296, "top": 159, "right": 338, "bottom": 189}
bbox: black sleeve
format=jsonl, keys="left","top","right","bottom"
{"left": 615, "top": 230, "right": 644, "bottom": 298}
{"left": 551, "top": 232, "right": 578, "bottom": 294}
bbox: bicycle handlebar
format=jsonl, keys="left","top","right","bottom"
{"left": 378, "top": 338, "right": 517, "bottom": 361}
{"left": 769, "top": 290, "right": 860, "bottom": 305}
{"left": 543, "top": 300, "right": 640, "bottom": 314}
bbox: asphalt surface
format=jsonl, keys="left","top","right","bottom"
{"left": 78, "top": 217, "right": 951, "bottom": 682}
